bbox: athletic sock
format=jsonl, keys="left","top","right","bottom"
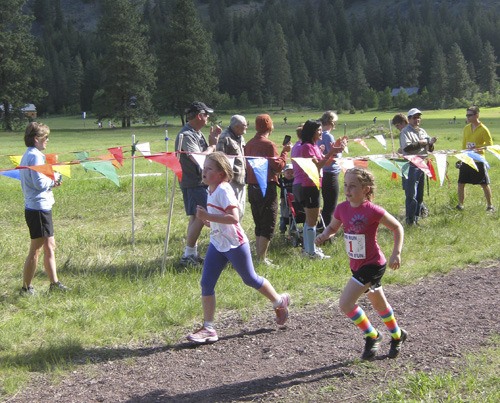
{"left": 378, "top": 306, "right": 402, "bottom": 339}
{"left": 303, "top": 224, "right": 316, "bottom": 254}
{"left": 272, "top": 296, "right": 283, "bottom": 309}
{"left": 203, "top": 321, "right": 214, "bottom": 330}
{"left": 184, "top": 245, "right": 197, "bottom": 257}
{"left": 347, "top": 305, "right": 378, "bottom": 339}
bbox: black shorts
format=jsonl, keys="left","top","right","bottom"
{"left": 351, "top": 263, "right": 386, "bottom": 290}
{"left": 298, "top": 186, "right": 321, "bottom": 208}
{"left": 25, "top": 209, "right": 54, "bottom": 239}
{"left": 458, "top": 161, "right": 490, "bottom": 185}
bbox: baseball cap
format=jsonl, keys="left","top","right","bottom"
{"left": 284, "top": 163, "right": 293, "bottom": 171}
{"left": 185, "top": 101, "right": 214, "bottom": 115}
{"left": 407, "top": 108, "right": 422, "bottom": 117}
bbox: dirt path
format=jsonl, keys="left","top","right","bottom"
{"left": 7, "top": 262, "right": 500, "bottom": 402}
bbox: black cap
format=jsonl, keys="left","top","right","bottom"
{"left": 185, "top": 101, "right": 214, "bottom": 115}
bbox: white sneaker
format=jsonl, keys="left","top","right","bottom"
{"left": 302, "top": 249, "right": 330, "bottom": 259}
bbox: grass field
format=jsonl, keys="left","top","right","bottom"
{"left": 1, "top": 107, "right": 499, "bottom": 399}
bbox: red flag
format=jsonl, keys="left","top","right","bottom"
{"left": 145, "top": 153, "right": 182, "bottom": 181}
{"left": 108, "top": 147, "right": 124, "bottom": 166}
{"left": 427, "top": 159, "right": 437, "bottom": 181}
{"left": 403, "top": 155, "right": 432, "bottom": 177}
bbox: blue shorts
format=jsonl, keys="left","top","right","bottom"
{"left": 181, "top": 186, "right": 208, "bottom": 216}
{"left": 351, "top": 263, "right": 386, "bottom": 290}
{"left": 25, "top": 209, "right": 54, "bottom": 239}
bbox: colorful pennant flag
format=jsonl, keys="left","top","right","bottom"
{"left": 0, "top": 169, "right": 21, "bottom": 180}
{"left": 373, "top": 135, "right": 386, "bottom": 149}
{"left": 145, "top": 153, "right": 183, "bottom": 181}
{"left": 108, "top": 147, "right": 124, "bottom": 166}
{"left": 81, "top": 161, "right": 119, "bottom": 186}
{"left": 292, "top": 157, "right": 320, "bottom": 189}
{"left": 454, "top": 153, "right": 478, "bottom": 171}
{"left": 433, "top": 153, "right": 448, "bottom": 186}
{"left": 9, "top": 155, "right": 22, "bottom": 166}
{"left": 247, "top": 157, "right": 268, "bottom": 196}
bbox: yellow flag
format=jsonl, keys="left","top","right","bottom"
{"left": 9, "top": 155, "right": 22, "bottom": 166}
{"left": 292, "top": 158, "right": 320, "bottom": 189}
{"left": 455, "top": 153, "right": 478, "bottom": 171}
{"left": 53, "top": 164, "right": 72, "bottom": 178}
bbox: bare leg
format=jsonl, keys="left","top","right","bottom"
{"left": 42, "top": 236, "right": 58, "bottom": 283}
{"left": 366, "top": 287, "right": 390, "bottom": 312}
{"left": 457, "top": 183, "right": 465, "bottom": 206}
{"left": 481, "top": 184, "right": 493, "bottom": 207}
{"left": 202, "top": 295, "right": 216, "bottom": 323}
{"left": 23, "top": 238, "right": 44, "bottom": 287}
{"left": 257, "top": 278, "right": 281, "bottom": 303}
{"left": 255, "top": 236, "right": 270, "bottom": 261}
{"left": 339, "top": 278, "right": 370, "bottom": 314}
{"left": 186, "top": 215, "right": 204, "bottom": 248}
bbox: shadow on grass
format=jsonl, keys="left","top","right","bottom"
{"left": 59, "top": 256, "right": 202, "bottom": 279}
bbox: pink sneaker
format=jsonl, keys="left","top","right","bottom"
{"left": 275, "top": 293, "right": 290, "bottom": 326}
{"left": 186, "top": 327, "right": 219, "bottom": 344}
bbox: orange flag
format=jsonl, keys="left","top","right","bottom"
{"left": 26, "top": 164, "right": 55, "bottom": 180}
{"left": 45, "top": 153, "right": 59, "bottom": 165}
{"left": 145, "top": 153, "right": 182, "bottom": 181}
{"left": 98, "top": 153, "right": 121, "bottom": 168}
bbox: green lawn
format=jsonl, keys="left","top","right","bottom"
{"left": 1, "top": 107, "right": 499, "bottom": 398}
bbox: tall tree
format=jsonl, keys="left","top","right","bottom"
{"left": 477, "top": 41, "right": 498, "bottom": 95}
{"left": 0, "top": 0, "right": 45, "bottom": 130}
{"left": 263, "top": 23, "right": 292, "bottom": 109}
{"left": 157, "top": 0, "right": 218, "bottom": 122}
{"left": 447, "top": 43, "right": 474, "bottom": 100}
{"left": 428, "top": 45, "right": 449, "bottom": 105}
{"left": 97, "top": 0, "right": 156, "bottom": 127}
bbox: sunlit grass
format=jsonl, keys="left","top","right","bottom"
{"left": 0, "top": 108, "right": 499, "bottom": 398}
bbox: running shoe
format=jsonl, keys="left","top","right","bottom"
{"left": 20, "top": 285, "right": 35, "bottom": 296}
{"left": 187, "top": 327, "right": 219, "bottom": 344}
{"left": 180, "top": 254, "right": 204, "bottom": 267}
{"left": 361, "top": 332, "right": 382, "bottom": 360}
{"left": 49, "top": 281, "right": 69, "bottom": 292}
{"left": 275, "top": 293, "right": 290, "bottom": 326}
{"left": 388, "top": 329, "right": 407, "bottom": 358}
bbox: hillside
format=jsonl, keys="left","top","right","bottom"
{"left": 33, "top": 0, "right": 500, "bottom": 33}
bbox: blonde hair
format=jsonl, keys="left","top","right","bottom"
{"left": 206, "top": 152, "right": 233, "bottom": 182}
{"left": 320, "top": 110, "right": 338, "bottom": 126}
{"left": 345, "top": 168, "right": 376, "bottom": 201}
{"left": 24, "top": 122, "right": 50, "bottom": 147}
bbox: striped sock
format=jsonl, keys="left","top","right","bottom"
{"left": 347, "top": 306, "right": 378, "bottom": 339}
{"left": 378, "top": 306, "right": 401, "bottom": 339}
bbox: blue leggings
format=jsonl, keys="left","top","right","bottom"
{"left": 201, "top": 242, "right": 265, "bottom": 296}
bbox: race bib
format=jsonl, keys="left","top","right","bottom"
{"left": 344, "top": 233, "right": 366, "bottom": 259}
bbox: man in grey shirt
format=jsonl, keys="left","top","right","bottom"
{"left": 216, "top": 115, "right": 247, "bottom": 217}
{"left": 175, "top": 101, "right": 221, "bottom": 267}
{"left": 399, "top": 108, "right": 437, "bottom": 225}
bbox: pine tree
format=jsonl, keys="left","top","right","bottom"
{"left": 429, "top": 46, "right": 449, "bottom": 105}
{"left": 477, "top": 41, "right": 498, "bottom": 95}
{"left": 157, "top": 0, "right": 219, "bottom": 122}
{"left": 447, "top": 43, "right": 473, "bottom": 100}
{"left": 97, "top": 0, "right": 156, "bottom": 127}
{"left": 263, "top": 23, "right": 292, "bottom": 109}
{"left": 0, "top": 0, "right": 45, "bottom": 130}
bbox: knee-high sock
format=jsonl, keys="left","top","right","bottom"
{"left": 378, "top": 306, "right": 401, "bottom": 339}
{"left": 347, "top": 305, "right": 378, "bottom": 339}
{"left": 303, "top": 224, "right": 316, "bottom": 254}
